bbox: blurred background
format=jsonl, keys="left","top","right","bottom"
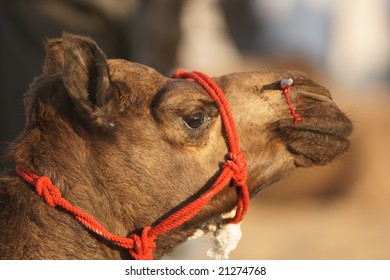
{"left": 1, "top": 0, "right": 390, "bottom": 259}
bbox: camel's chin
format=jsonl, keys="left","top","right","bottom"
{"left": 247, "top": 171, "right": 293, "bottom": 198}
{"left": 249, "top": 184, "right": 271, "bottom": 197}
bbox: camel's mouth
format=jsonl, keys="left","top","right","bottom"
{"left": 272, "top": 114, "right": 352, "bottom": 167}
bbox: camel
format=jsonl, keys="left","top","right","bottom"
{"left": 0, "top": 33, "right": 352, "bottom": 259}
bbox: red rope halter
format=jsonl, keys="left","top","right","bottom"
{"left": 15, "top": 69, "right": 250, "bottom": 260}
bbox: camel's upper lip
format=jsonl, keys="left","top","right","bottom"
{"left": 272, "top": 117, "right": 352, "bottom": 167}
{"left": 280, "top": 124, "right": 352, "bottom": 139}
{"left": 275, "top": 109, "right": 353, "bottom": 139}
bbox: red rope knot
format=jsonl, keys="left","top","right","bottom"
{"left": 223, "top": 152, "right": 248, "bottom": 186}
{"left": 35, "top": 176, "right": 62, "bottom": 207}
{"left": 223, "top": 152, "right": 250, "bottom": 224}
{"left": 129, "top": 226, "right": 157, "bottom": 260}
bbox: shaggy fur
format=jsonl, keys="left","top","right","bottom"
{"left": 0, "top": 33, "right": 352, "bottom": 259}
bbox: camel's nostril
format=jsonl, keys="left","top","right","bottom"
{"left": 260, "top": 81, "right": 281, "bottom": 92}
{"left": 293, "top": 76, "right": 332, "bottom": 100}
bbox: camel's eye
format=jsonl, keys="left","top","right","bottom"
{"left": 184, "top": 111, "right": 205, "bottom": 129}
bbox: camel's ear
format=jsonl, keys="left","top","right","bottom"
{"left": 61, "top": 32, "right": 114, "bottom": 128}
{"left": 43, "top": 39, "right": 64, "bottom": 75}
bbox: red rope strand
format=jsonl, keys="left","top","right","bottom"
{"left": 281, "top": 84, "right": 303, "bottom": 124}
{"left": 15, "top": 69, "right": 250, "bottom": 260}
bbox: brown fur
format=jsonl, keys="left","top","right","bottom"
{"left": 0, "top": 33, "right": 352, "bottom": 259}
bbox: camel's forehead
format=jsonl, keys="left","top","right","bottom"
{"left": 104, "top": 61, "right": 326, "bottom": 109}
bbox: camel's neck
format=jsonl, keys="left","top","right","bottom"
{"left": 9, "top": 122, "right": 140, "bottom": 238}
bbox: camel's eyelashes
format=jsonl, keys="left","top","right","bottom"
{"left": 184, "top": 111, "right": 206, "bottom": 129}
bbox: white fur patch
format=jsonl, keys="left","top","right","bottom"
{"left": 186, "top": 208, "right": 242, "bottom": 259}
{"left": 206, "top": 222, "right": 242, "bottom": 260}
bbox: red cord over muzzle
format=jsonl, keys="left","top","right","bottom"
{"left": 16, "top": 70, "right": 250, "bottom": 260}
